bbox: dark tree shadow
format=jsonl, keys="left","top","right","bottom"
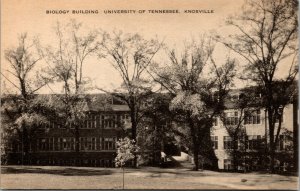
{"left": 1, "top": 166, "right": 113, "bottom": 176}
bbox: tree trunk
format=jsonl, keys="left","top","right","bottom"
{"left": 200, "top": 126, "right": 219, "bottom": 171}
{"left": 130, "top": 107, "right": 137, "bottom": 141}
{"left": 232, "top": 148, "right": 238, "bottom": 171}
{"left": 193, "top": 148, "right": 199, "bottom": 171}
{"left": 232, "top": 135, "right": 238, "bottom": 171}
{"left": 122, "top": 167, "right": 125, "bottom": 189}
{"left": 268, "top": 108, "right": 275, "bottom": 173}
{"left": 152, "top": 115, "right": 161, "bottom": 166}
{"left": 21, "top": 126, "right": 30, "bottom": 165}
{"left": 293, "top": 100, "right": 298, "bottom": 172}
{"left": 74, "top": 126, "right": 80, "bottom": 166}
{"left": 129, "top": 103, "right": 138, "bottom": 167}
{"left": 270, "top": 148, "right": 275, "bottom": 173}
{"left": 189, "top": 118, "right": 199, "bottom": 171}
{"left": 20, "top": 79, "right": 27, "bottom": 100}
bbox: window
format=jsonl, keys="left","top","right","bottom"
{"left": 71, "top": 138, "right": 75, "bottom": 150}
{"left": 38, "top": 138, "right": 55, "bottom": 151}
{"left": 80, "top": 137, "right": 96, "bottom": 151}
{"left": 223, "top": 136, "right": 237, "bottom": 150}
{"left": 57, "top": 138, "right": 61, "bottom": 150}
{"left": 121, "top": 114, "right": 131, "bottom": 129}
{"left": 225, "top": 111, "right": 238, "bottom": 126}
{"left": 57, "top": 137, "right": 75, "bottom": 151}
{"left": 104, "top": 115, "right": 115, "bottom": 129}
{"left": 89, "top": 115, "right": 93, "bottom": 128}
{"left": 112, "top": 115, "right": 117, "bottom": 128}
{"left": 244, "top": 110, "right": 261, "bottom": 124}
{"left": 211, "top": 136, "right": 218, "bottom": 149}
{"left": 115, "top": 115, "right": 121, "bottom": 128}
{"left": 103, "top": 137, "right": 116, "bottom": 150}
{"left": 101, "top": 115, "right": 105, "bottom": 128}
{"left": 92, "top": 115, "right": 96, "bottom": 128}
{"left": 94, "top": 115, "right": 97, "bottom": 128}
{"left": 49, "top": 137, "right": 54, "bottom": 151}
{"left": 62, "top": 138, "right": 68, "bottom": 150}
{"left": 120, "top": 114, "right": 125, "bottom": 124}
{"left": 99, "top": 137, "right": 103, "bottom": 150}
{"left": 80, "top": 137, "right": 87, "bottom": 150}
{"left": 91, "top": 137, "right": 96, "bottom": 150}
{"left": 85, "top": 120, "right": 89, "bottom": 129}
{"left": 224, "top": 159, "right": 234, "bottom": 170}
{"left": 44, "top": 121, "right": 55, "bottom": 129}
{"left": 82, "top": 114, "right": 96, "bottom": 129}
{"left": 212, "top": 117, "right": 218, "bottom": 126}
{"left": 246, "top": 135, "right": 262, "bottom": 150}
{"left": 39, "top": 138, "right": 48, "bottom": 151}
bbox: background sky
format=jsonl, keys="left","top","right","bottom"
{"left": 1, "top": 0, "right": 293, "bottom": 94}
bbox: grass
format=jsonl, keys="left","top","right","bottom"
{"left": 1, "top": 165, "right": 298, "bottom": 190}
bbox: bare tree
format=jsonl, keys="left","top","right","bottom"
{"left": 219, "top": 88, "right": 263, "bottom": 171}
{"left": 1, "top": 33, "right": 51, "bottom": 164}
{"left": 98, "top": 31, "right": 162, "bottom": 166}
{"left": 152, "top": 38, "right": 236, "bottom": 170}
{"left": 215, "top": 0, "right": 298, "bottom": 173}
{"left": 38, "top": 20, "right": 99, "bottom": 161}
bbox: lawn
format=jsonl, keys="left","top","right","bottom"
{"left": 0, "top": 165, "right": 298, "bottom": 190}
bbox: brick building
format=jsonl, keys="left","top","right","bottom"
{"left": 2, "top": 90, "right": 298, "bottom": 170}
{"left": 4, "top": 94, "right": 130, "bottom": 167}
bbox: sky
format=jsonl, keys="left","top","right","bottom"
{"left": 1, "top": 0, "right": 295, "bottom": 94}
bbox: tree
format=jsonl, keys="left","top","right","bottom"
{"left": 215, "top": 0, "right": 298, "bottom": 173}
{"left": 262, "top": 80, "right": 298, "bottom": 171}
{"left": 98, "top": 31, "right": 162, "bottom": 166}
{"left": 38, "top": 20, "right": 99, "bottom": 162}
{"left": 115, "top": 137, "right": 139, "bottom": 189}
{"left": 138, "top": 93, "right": 175, "bottom": 166}
{"left": 1, "top": 33, "right": 50, "bottom": 164}
{"left": 219, "top": 88, "right": 263, "bottom": 171}
{"left": 152, "top": 38, "right": 236, "bottom": 170}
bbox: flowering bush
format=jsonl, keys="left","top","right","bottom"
{"left": 115, "top": 137, "right": 139, "bottom": 167}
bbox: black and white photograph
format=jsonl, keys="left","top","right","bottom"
{"left": 0, "top": 0, "right": 298, "bottom": 189}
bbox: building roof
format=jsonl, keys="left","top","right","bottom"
{"left": 1, "top": 93, "right": 130, "bottom": 112}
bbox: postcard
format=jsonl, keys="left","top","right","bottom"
{"left": 1, "top": 0, "right": 298, "bottom": 190}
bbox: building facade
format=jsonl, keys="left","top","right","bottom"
{"left": 211, "top": 99, "right": 297, "bottom": 172}
{"left": 4, "top": 95, "right": 130, "bottom": 167}
{"left": 2, "top": 92, "right": 298, "bottom": 171}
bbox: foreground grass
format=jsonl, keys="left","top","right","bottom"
{"left": 1, "top": 165, "right": 298, "bottom": 190}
